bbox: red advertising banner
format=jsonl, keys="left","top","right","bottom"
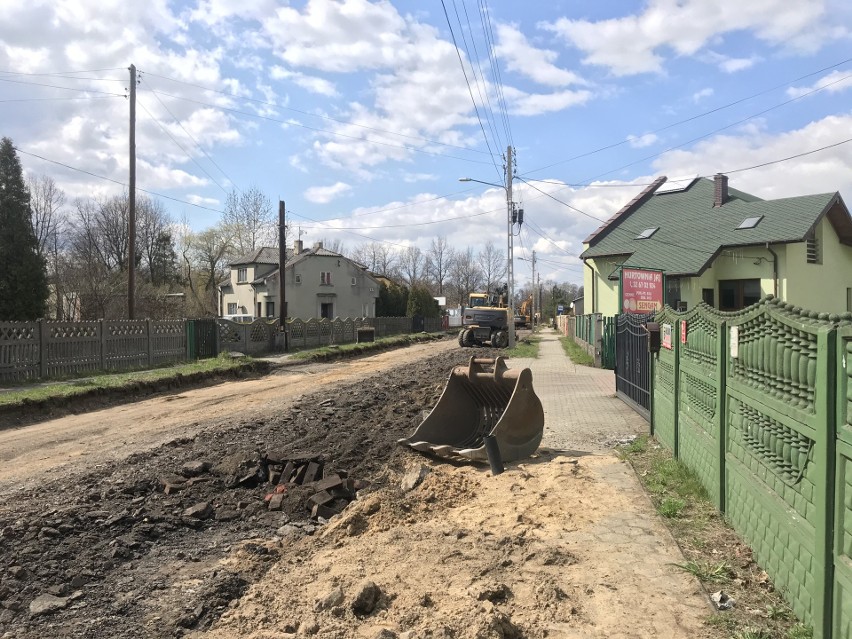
{"left": 621, "top": 267, "right": 664, "bottom": 314}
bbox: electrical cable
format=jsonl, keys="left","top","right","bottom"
{"left": 0, "top": 77, "right": 125, "bottom": 97}
{"left": 440, "top": 0, "right": 503, "bottom": 181}
{"left": 478, "top": 0, "right": 513, "bottom": 148}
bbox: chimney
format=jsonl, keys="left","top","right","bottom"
{"left": 294, "top": 239, "right": 303, "bottom": 254}
{"left": 713, "top": 173, "right": 729, "bottom": 207}
{"left": 313, "top": 241, "right": 323, "bottom": 250}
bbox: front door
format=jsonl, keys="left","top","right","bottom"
{"left": 321, "top": 302, "right": 333, "bottom": 319}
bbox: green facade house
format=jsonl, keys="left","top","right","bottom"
{"left": 580, "top": 175, "right": 852, "bottom": 315}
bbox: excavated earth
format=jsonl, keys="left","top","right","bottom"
{"left": 0, "top": 347, "right": 507, "bottom": 638}
{"left": 0, "top": 341, "right": 706, "bottom": 639}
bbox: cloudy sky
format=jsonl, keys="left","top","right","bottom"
{"left": 2, "top": 0, "right": 851, "bottom": 287}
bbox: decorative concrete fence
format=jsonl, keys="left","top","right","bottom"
{"left": 651, "top": 297, "right": 852, "bottom": 638}
{"left": 0, "top": 319, "right": 187, "bottom": 383}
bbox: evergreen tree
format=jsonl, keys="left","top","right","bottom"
{"left": 0, "top": 138, "right": 49, "bottom": 320}
{"left": 376, "top": 280, "right": 408, "bottom": 317}
{"left": 406, "top": 284, "right": 440, "bottom": 318}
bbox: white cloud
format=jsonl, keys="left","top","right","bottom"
{"left": 503, "top": 86, "right": 593, "bottom": 116}
{"left": 402, "top": 172, "right": 438, "bottom": 183}
{"left": 270, "top": 66, "right": 338, "bottom": 97}
{"left": 652, "top": 113, "right": 852, "bottom": 201}
{"left": 786, "top": 69, "right": 852, "bottom": 98}
{"left": 541, "top": 0, "right": 843, "bottom": 76}
{"left": 304, "top": 182, "right": 353, "bottom": 204}
{"left": 186, "top": 194, "right": 221, "bottom": 206}
{"left": 627, "top": 133, "right": 659, "bottom": 148}
{"left": 692, "top": 87, "right": 714, "bottom": 103}
{"left": 494, "top": 24, "right": 587, "bottom": 87}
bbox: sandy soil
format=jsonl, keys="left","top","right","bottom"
{"left": 0, "top": 338, "right": 709, "bottom": 638}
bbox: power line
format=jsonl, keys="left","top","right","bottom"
{"left": 14, "top": 147, "right": 226, "bottom": 215}
{"left": 135, "top": 96, "right": 231, "bottom": 195}
{"left": 138, "top": 69, "right": 496, "bottom": 157}
{"left": 296, "top": 204, "right": 502, "bottom": 230}
{"left": 0, "top": 77, "right": 125, "bottom": 97}
{"left": 477, "top": 0, "right": 513, "bottom": 148}
{"left": 140, "top": 75, "right": 240, "bottom": 194}
{"left": 724, "top": 137, "right": 852, "bottom": 174}
{"left": 0, "top": 95, "right": 122, "bottom": 103}
{"left": 521, "top": 56, "right": 852, "bottom": 177}
{"left": 440, "top": 0, "right": 503, "bottom": 181}
{"left": 452, "top": 0, "right": 503, "bottom": 152}
{"left": 0, "top": 67, "right": 126, "bottom": 75}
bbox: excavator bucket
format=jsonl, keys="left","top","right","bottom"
{"left": 398, "top": 357, "right": 544, "bottom": 463}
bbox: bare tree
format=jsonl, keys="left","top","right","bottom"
{"left": 183, "top": 224, "right": 234, "bottom": 316}
{"left": 425, "top": 236, "right": 453, "bottom": 296}
{"left": 317, "top": 237, "right": 345, "bottom": 254}
{"left": 448, "top": 246, "right": 482, "bottom": 307}
{"left": 26, "top": 174, "right": 65, "bottom": 258}
{"left": 398, "top": 245, "right": 425, "bottom": 287}
{"left": 137, "top": 196, "right": 175, "bottom": 285}
{"left": 349, "top": 242, "right": 398, "bottom": 278}
{"left": 222, "top": 185, "right": 275, "bottom": 255}
{"left": 27, "top": 174, "right": 67, "bottom": 318}
{"left": 477, "top": 240, "right": 506, "bottom": 295}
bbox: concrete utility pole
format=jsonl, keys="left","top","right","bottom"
{"left": 506, "top": 145, "right": 515, "bottom": 348}
{"left": 279, "top": 200, "right": 288, "bottom": 352}
{"left": 128, "top": 64, "right": 137, "bottom": 319}
{"left": 531, "top": 250, "right": 536, "bottom": 328}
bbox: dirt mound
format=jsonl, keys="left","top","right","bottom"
{"left": 0, "top": 347, "right": 502, "bottom": 638}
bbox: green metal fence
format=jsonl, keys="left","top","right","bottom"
{"left": 601, "top": 315, "right": 616, "bottom": 370}
{"left": 651, "top": 298, "right": 852, "bottom": 638}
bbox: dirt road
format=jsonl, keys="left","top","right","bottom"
{"left": 0, "top": 340, "right": 457, "bottom": 490}
{"left": 0, "top": 339, "right": 710, "bottom": 639}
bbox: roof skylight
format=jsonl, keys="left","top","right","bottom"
{"left": 635, "top": 227, "right": 659, "bottom": 239}
{"left": 737, "top": 216, "right": 763, "bottom": 230}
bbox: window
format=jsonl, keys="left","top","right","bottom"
{"left": 321, "top": 271, "right": 332, "bottom": 285}
{"left": 719, "top": 279, "right": 761, "bottom": 311}
{"left": 847, "top": 288, "right": 852, "bottom": 312}
{"left": 806, "top": 225, "right": 822, "bottom": 264}
{"left": 635, "top": 227, "right": 659, "bottom": 239}
{"left": 237, "top": 267, "right": 248, "bottom": 282}
{"left": 295, "top": 273, "right": 302, "bottom": 284}
{"left": 266, "top": 301, "right": 275, "bottom": 317}
{"left": 321, "top": 302, "right": 333, "bottom": 319}
{"left": 257, "top": 302, "right": 262, "bottom": 318}
{"left": 736, "top": 216, "right": 763, "bottom": 230}
{"left": 701, "top": 288, "right": 714, "bottom": 307}
{"left": 351, "top": 277, "right": 357, "bottom": 286}
{"left": 227, "top": 302, "right": 237, "bottom": 315}
{"left": 665, "top": 278, "right": 681, "bottom": 307}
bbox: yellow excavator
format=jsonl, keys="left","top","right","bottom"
{"left": 458, "top": 290, "right": 510, "bottom": 348}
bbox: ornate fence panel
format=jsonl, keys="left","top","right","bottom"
{"left": 651, "top": 307, "right": 681, "bottom": 452}
{"left": 103, "top": 320, "right": 148, "bottom": 371}
{"left": 245, "top": 320, "right": 276, "bottom": 355}
{"left": 601, "top": 316, "right": 616, "bottom": 370}
{"left": 0, "top": 322, "right": 39, "bottom": 382}
{"left": 677, "top": 305, "right": 727, "bottom": 509}
{"left": 216, "top": 319, "right": 247, "bottom": 353}
{"left": 614, "top": 313, "right": 652, "bottom": 420}
{"left": 834, "top": 322, "right": 852, "bottom": 638}
{"left": 724, "top": 301, "right": 835, "bottom": 635}
{"left": 44, "top": 321, "right": 101, "bottom": 378}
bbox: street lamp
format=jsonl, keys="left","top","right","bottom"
{"left": 459, "top": 149, "right": 516, "bottom": 348}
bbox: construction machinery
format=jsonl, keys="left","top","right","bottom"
{"left": 458, "top": 290, "right": 510, "bottom": 348}
{"left": 516, "top": 295, "right": 533, "bottom": 328}
{"left": 398, "top": 356, "right": 544, "bottom": 463}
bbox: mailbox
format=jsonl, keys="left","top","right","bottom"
{"left": 646, "top": 322, "right": 661, "bottom": 353}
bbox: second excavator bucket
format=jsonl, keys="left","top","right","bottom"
{"left": 398, "top": 356, "right": 544, "bottom": 463}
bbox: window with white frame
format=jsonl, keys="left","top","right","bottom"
{"left": 295, "top": 273, "right": 301, "bottom": 284}
{"left": 227, "top": 302, "right": 237, "bottom": 314}
{"left": 237, "top": 267, "right": 248, "bottom": 282}
{"left": 321, "top": 271, "right": 332, "bottom": 285}
{"left": 351, "top": 276, "right": 357, "bottom": 286}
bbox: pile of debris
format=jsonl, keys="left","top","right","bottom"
{"left": 160, "top": 451, "right": 369, "bottom": 523}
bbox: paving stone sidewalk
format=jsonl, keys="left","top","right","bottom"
{"left": 511, "top": 328, "right": 713, "bottom": 637}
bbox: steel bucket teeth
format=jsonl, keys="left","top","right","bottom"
{"left": 398, "top": 356, "right": 544, "bottom": 463}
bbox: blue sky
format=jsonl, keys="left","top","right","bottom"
{"left": 1, "top": 0, "right": 851, "bottom": 287}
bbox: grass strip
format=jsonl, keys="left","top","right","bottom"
{"left": 619, "top": 435, "right": 813, "bottom": 639}
{"left": 557, "top": 335, "right": 595, "bottom": 366}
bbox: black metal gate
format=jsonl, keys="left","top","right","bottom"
{"left": 615, "top": 313, "right": 652, "bottom": 421}
{"left": 188, "top": 319, "right": 217, "bottom": 359}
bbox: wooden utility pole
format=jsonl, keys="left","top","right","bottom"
{"left": 278, "top": 200, "right": 288, "bottom": 351}
{"left": 128, "top": 64, "right": 137, "bottom": 319}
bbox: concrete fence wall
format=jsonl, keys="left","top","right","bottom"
{"left": 651, "top": 297, "right": 852, "bottom": 639}
{"left": 0, "top": 315, "right": 446, "bottom": 383}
